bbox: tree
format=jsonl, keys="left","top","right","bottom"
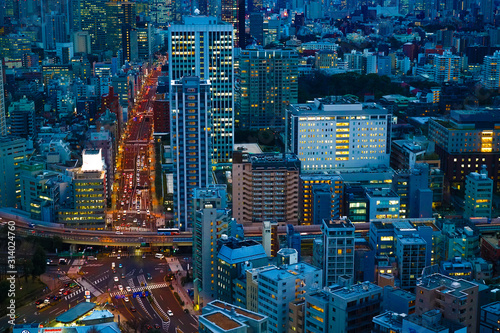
{"left": 32, "top": 245, "right": 47, "bottom": 277}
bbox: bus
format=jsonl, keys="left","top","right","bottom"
{"left": 157, "top": 228, "right": 180, "bottom": 235}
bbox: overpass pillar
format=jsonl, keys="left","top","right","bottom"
{"left": 70, "top": 244, "right": 77, "bottom": 253}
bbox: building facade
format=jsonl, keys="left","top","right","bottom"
{"left": 171, "top": 77, "right": 212, "bottom": 230}
{"left": 168, "top": 16, "right": 234, "bottom": 166}
{"left": 286, "top": 96, "right": 391, "bottom": 172}
{"left": 192, "top": 185, "right": 231, "bottom": 307}
{"left": 321, "top": 219, "right": 355, "bottom": 286}
{"left": 232, "top": 151, "right": 300, "bottom": 225}
{"left": 236, "top": 49, "right": 298, "bottom": 130}
{"left": 0, "top": 137, "right": 28, "bottom": 208}
{"left": 464, "top": 167, "right": 493, "bottom": 219}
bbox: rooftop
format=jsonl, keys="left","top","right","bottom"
{"left": 373, "top": 311, "right": 405, "bottom": 329}
{"left": 210, "top": 301, "right": 265, "bottom": 321}
{"left": 397, "top": 235, "right": 426, "bottom": 245}
{"left": 56, "top": 302, "right": 96, "bottom": 323}
{"left": 330, "top": 282, "right": 383, "bottom": 299}
{"left": 482, "top": 301, "right": 500, "bottom": 314}
{"left": 233, "top": 143, "right": 263, "bottom": 154}
{"left": 418, "top": 273, "right": 479, "bottom": 298}
{"left": 79, "top": 310, "right": 114, "bottom": 322}
{"left": 218, "top": 240, "right": 267, "bottom": 264}
{"left": 203, "top": 312, "right": 242, "bottom": 331}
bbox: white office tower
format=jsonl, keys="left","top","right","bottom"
{"left": 286, "top": 96, "right": 391, "bottom": 172}
{"left": 483, "top": 51, "right": 500, "bottom": 90}
{"left": 171, "top": 77, "right": 212, "bottom": 230}
{"left": 168, "top": 16, "right": 234, "bottom": 167}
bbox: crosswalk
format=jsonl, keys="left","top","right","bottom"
{"left": 109, "top": 282, "right": 170, "bottom": 297}
{"left": 63, "top": 288, "right": 83, "bottom": 301}
{"left": 85, "top": 264, "right": 104, "bottom": 267}
{"left": 93, "top": 275, "right": 109, "bottom": 284}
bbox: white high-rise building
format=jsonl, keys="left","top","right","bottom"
{"left": 171, "top": 77, "right": 212, "bottom": 230}
{"left": 286, "top": 96, "right": 391, "bottom": 172}
{"left": 168, "top": 16, "right": 234, "bottom": 167}
{"left": 433, "top": 50, "right": 461, "bottom": 83}
{"left": 483, "top": 51, "right": 500, "bottom": 90}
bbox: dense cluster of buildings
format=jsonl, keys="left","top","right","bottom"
{"left": 5, "top": 0, "right": 500, "bottom": 331}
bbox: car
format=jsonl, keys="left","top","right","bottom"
{"left": 119, "top": 263, "right": 122, "bottom": 268}
{"left": 52, "top": 295, "right": 61, "bottom": 301}
{"left": 154, "top": 324, "right": 160, "bottom": 329}
{"left": 44, "top": 299, "right": 50, "bottom": 304}
{"left": 35, "top": 299, "right": 43, "bottom": 305}
{"left": 112, "top": 269, "right": 116, "bottom": 274}
{"left": 121, "top": 273, "right": 125, "bottom": 279}
{"left": 64, "top": 283, "right": 70, "bottom": 288}
{"left": 142, "top": 254, "right": 146, "bottom": 259}
{"left": 117, "top": 256, "right": 121, "bottom": 260}
{"left": 114, "top": 277, "right": 119, "bottom": 282}
{"left": 126, "top": 286, "right": 132, "bottom": 292}
{"left": 145, "top": 325, "right": 152, "bottom": 330}
{"left": 167, "top": 309, "right": 173, "bottom": 317}
{"left": 124, "top": 296, "right": 129, "bottom": 302}
{"left": 63, "top": 290, "right": 71, "bottom": 295}
{"left": 146, "top": 273, "right": 152, "bottom": 280}
{"left": 115, "top": 231, "right": 123, "bottom": 235}
{"left": 130, "top": 306, "right": 136, "bottom": 312}
{"left": 59, "top": 288, "right": 65, "bottom": 294}
{"left": 118, "top": 285, "right": 123, "bottom": 291}
{"left": 146, "top": 209, "right": 150, "bottom": 215}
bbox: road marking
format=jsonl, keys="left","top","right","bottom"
{"left": 178, "top": 319, "right": 184, "bottom": 325}
{"left": 159, "top": 295, "right": 163, "bottom": 301}
{"left": 55, "top": 309, "right": 65, "bottom": 316}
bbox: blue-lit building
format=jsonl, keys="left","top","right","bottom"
{"left": 381, "top": 286, "right": 416, "bottom": 315}
{"left": 216, "top": 239, "right": 268, "bottom": 305}
{"left": 171, "top": 76, "right": 212, "bottom": 230}
{"left": 258, "top": 263, "right": 322, "bottom": 333}
{"left": 305, "top": 282, "right": 383, "bottom": 333}
{"left": 286, "top": 224, "right": 301, "bottom": 261}
{"left": 440, "top": 257, "right": 473, "bottom": 280}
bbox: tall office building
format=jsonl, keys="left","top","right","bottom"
{"left": 221, "top": 0, "right": 245, "bottom": 48}
{"left": 236, "top": 49, "right": 298, "bottom": 130}
{"left": 464, "top": 166, "right": 493, "bottom": 218}
{"left": 321, "top": 219, "right": 355, "bottom": 287}
{"left": 483, "top": 51, "right": 500, "bottom": 90}
{"left": 168, "top": 16, "right": 234, "bottom": 167}
{"left": 192, "top": 185, "right": 231, "bottom": 307}
{"left": 77, "top": 0, "right": 108, "bottom": 52}
{"left": 43, "top": 12, "right": 68, "bottom": 50}
{"left": 286, "top": 96, "right": 391, "bottom": 172}
{"left": 171, "top": 77, "right": 212, "bottom": 230}
{"left": 232, "top": 151, "right": 301, "bottom": 225}
{"left": 58, "top": 149, "right": 106, "bottom": 229}
{"left": 8, "top": 96, "right": 36, "bottom": 139}
{"left": 0, "top": 137, "right": 28, "bottom": 208}
{"left": 105, "top": 1, "right": 123, "bottom": 55}
{"left": 0, "top": 62, "right": 6, "bottom": 136}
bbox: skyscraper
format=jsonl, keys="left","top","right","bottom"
{"left": 8, "top": 96, "right": 36, "bottom": 139}
{"left": 168, "top": 16, "right": 234, "bottom": 167}
{"left": 171, "top": 77, "right": 212, "bottom": 230}
{"left": 221, "top": 0, "right": 245, "bottom": 48}
{"left": 236, "top": 49, "right": 298, "bottom": 129}
{"left": 77, "top": 0, "right": 107, "bottom": 52}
